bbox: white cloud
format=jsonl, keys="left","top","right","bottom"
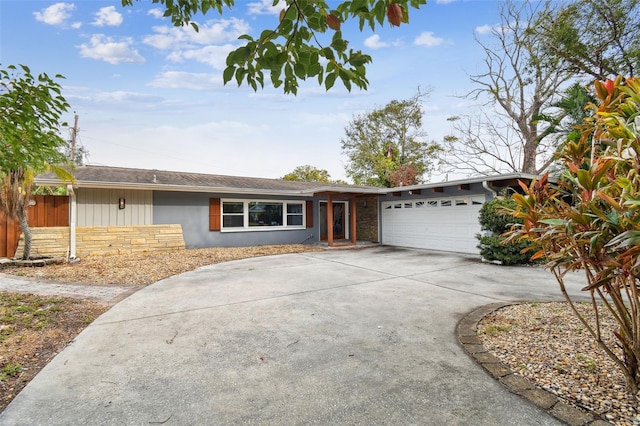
{"left": 143, "top": 18, "right": 249, "bottom": 51}
{"left": 148, "top": 71, "right": 223, "bottom": 90}
{"left": 77, "top": 34, "right": 145, "bottom": 65}
{"left": 414, "top": 32, "right": 444, "bottom": 47}
{"left": 94, "top": 91, "right": 164, "bottom": 104}
{"left": 148, "top": 8, "right": 165, "bottom": 19}
{"left": 364, "top": 35, "right": 389, "bottom": 50}
{"left": 93, "top": 6, "right": 123, "bottom": 27}
{"left": 247, "top": 0, "right": 281, "bottom": 15}
{"left": 169, "top": 45, "right": 237, "bottom": 70}
{"left": 474, "top": 24, "right": 493, "bottom": 35}
{"left": 71, "top": 21, "right": 82, "bottom": 29}
{"left": 33, "top": 2, "right": 75, "bottom": 26}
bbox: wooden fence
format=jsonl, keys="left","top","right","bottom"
{"left": 0, "top": 195, "right": 69, "bottom": 258}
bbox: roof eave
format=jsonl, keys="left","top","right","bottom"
{"left": 33, "top": 178, "right": 373, "bottom": 197}
{"left": 383, "top": 173, "right": 542, "bottom": 193}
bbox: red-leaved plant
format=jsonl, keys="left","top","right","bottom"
{"left": 506, "top": 76, "right": 640, "bottom": 392}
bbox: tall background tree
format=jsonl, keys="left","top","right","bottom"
{"left": 282, "top": 165, "right": 332, "bottom": 183}
{"left": 122, "top": 0, "right": 427, "bottom": 94}
{"left": 341, "top": 90, "right": 441, "bottom": 187}
{"left": 443, "top": 0, "right": 572, "bottom": 176}
{"left": 0, "top": 64, "right": 72, "bottom": 259}
{"left": 531, "top": 0, "right": 640, "bottom": 80}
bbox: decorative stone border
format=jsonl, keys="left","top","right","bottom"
{"left": 457, "top": 303, "right": 611, "bottom": 426}
{"left": 0, "top": 257, "right": 65, "bottom": 269}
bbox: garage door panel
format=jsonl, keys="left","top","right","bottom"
{"left": 382, "top": 198, "right": 483, "bottom": 254}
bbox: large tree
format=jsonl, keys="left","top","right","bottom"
{"left": 122, "top": 0, "right": 427, "bottom": 94}
{"left": 530, "top": 0, "right": 640, "bottom": 80}
{"left": 341, "top": 90, "right": 441, "bottom": 187}
{"left": 282, "top": 165, "right": 331, "bottom": 183}
{"left": 443, "top": 0, "right": 572, "bottom": 176}
{"left": 0, "top": 64, "right": 72, "bottom": 259}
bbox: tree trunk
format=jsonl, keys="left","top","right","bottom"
{"left": 521, "top": 136, "right": 538, "bottom": 174}
{"left": 17, "top": 203, "right": 32, "bottom": 260}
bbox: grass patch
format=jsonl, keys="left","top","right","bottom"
{"left": 0, "top": 364, "right": 23, "bottom": 382}
{"left": 480, "top": 324, "right": 511, "bottom": 336}
{"left": 0, "top": 293, "right": 68, "bottom": 333}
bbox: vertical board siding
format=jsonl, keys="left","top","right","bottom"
{"left": 77, "top": 188, "right": 153, "bottom": 226}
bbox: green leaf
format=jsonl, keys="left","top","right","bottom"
{"left": 308, "top": 63, "right": 322, "bottom": 77}
{"left": 223, "top": 65, "right": 236, "bottom": 84}
{"left": 322, "top": 47, "right": 335, "bottom": 60}
{"left": 539, "top": 219, "right": 567, "bottom": 226}
{"left": 607, "top": 230, "right": 640, "bottom": 248}
{"left": 234, "top": 46, "right": 251, "bottom": 63}
{"left": 294, "top": 62, "right": 306, "bottom": 79}
{"left": 348, "top": 52, "right": 369, "bottom": 67}
{"left": 330, "top": 32, "right": 348, "bottom": 52}
{"left": 325, "top": 71, "right": 337, "bottom": 91}
{"left": 235, "top": 68, "right": 246, "bottom": 86}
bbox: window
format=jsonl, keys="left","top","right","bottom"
{"left": 415, "top": 201, "right": 425, "bottom": 208}
{"left": 441, "top": 199, "right": 452, "bottom": 207}
{"left": 220, "top": 199, "right": 305, "bottom": 231}
{"left": 249, "top": 202, "right": 283, "bottom": 226}
{"left": 222, "top": 201, "right": 244, "bottom": 228}
{"left": 404, "top": 202, "right": 413, "bottom": 209}
{"left": 394, "top": 203, "right": 402, "bottom": 209}
{"left": 455, "top": 199, "right": 468, "bottom": 206}
{"left": 287, "top": 203, "right": 303, "bottom": 226}
{"left": 427, "top": 200, "right": 438, "bottom": 207}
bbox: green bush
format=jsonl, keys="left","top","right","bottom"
{"left": 476, "top": 197, "right": 533, "bottom": 265}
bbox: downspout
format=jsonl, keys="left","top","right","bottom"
{"left": 67, "top": 184, "right": 77, "bottom": 261}
{"left": 482, "top": 180, "right": 497, "bottom": 200}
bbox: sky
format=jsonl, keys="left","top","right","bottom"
{"left": 1, "top": 0, "right": 505, "bottom": 183}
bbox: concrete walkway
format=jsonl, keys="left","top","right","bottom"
{"left": 0, "top": 273, "right": 135, "bottom": 305}
{"left": 0, "top": 247, "right": 591, "bottom": 425}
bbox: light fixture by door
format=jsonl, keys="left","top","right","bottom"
{"left": 118, "top": 198, "right": 126, "bottom": 209}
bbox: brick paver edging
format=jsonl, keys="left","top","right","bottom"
{"left": 457, "top": 303, "right": 611, "bottom": 426}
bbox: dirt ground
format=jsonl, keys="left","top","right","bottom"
{"left": 0, "top": 244, "right": 320, "bottom": 412}
{"left": 0, "top": 293, "right": 107, "bottom": 411}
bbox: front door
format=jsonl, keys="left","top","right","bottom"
{"left": 320, "top": 202, "right": 347, "bottom": 240}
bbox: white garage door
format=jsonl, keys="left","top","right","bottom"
{"left": 381, "top": 196, "right": 485, "bottom": 254}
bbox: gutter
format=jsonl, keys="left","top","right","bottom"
{"left": 482, "top": 180, "right": 498, "bottom": 199}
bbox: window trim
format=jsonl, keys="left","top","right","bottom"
{"left": 220, "top": 198, "right": 306, "bottom": 232}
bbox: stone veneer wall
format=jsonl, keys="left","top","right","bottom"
{"left": 355, "top": 196, "right": 379, "bottom": 242}
{"left": 14, "top": 224, "right": 185, "bottom": 258}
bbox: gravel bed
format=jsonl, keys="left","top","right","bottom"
{"left": 478, "top": 302, "right": 640, "bottom": 425}
{"left": 1, "top": 245, "right": 321, "bottom": 286}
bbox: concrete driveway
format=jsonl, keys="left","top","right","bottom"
{"left": 0, "top": 247, "right": 589, "bottom": 425}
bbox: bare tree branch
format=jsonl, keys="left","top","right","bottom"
{"left": 443, "top": 0, "right": 572, "bottom": 175}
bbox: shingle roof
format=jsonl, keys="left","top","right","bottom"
{"left": 35, "top": 165, "right": 541, "bottom": 196}
{"left": 35, "top": 165, "right": 380, "bottom": 195}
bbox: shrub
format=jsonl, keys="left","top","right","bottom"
{"left": 507, "top": 76, "right": 640, "bottom": 393}
{"left": 477, "top": 197, "right": 533, "bottom": 265}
